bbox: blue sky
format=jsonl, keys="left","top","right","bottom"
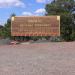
{"left": 0, "top": 0, "right": 52, "bottom": 25}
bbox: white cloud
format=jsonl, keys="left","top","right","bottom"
{"left": 36, "top": 0, "right": 51, "bottom": 3}
{"left": 36, "top": 0, "right": 46, "bottom": 3}
{"left": 0, "top": 0, "right": 25, "bottom": 8}
{"left": 35, "top": 8, "right": 46, "bottom": 14}
{"left": 22, "top": 12, "right": 33, "bottom": 16}
{"left": 22, "top": 8, "right": 46, "bottom": 16}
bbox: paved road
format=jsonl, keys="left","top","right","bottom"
{"left": 0, "top": 42, "right": 75, "bottom": 75}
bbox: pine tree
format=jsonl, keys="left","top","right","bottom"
{"left": 45, "top": 0, "right": 75, "bottom": 41}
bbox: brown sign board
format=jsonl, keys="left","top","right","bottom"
{"left": 11, "top": 16, "right": 60, "bottom": 36}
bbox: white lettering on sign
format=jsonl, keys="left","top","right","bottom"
{"left": 28, "top": 19, "right": 41, "bottom": 23}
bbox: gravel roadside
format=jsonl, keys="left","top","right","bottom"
{"left": 0, "top": 42, "right": 75, "bottom": 75}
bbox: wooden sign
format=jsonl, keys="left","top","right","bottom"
{"left": 11, "top": 16, "right": 60, "bottom": 36}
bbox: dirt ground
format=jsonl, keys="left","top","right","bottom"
{"left": 0, "top": 42, "right": 75, "bottom": 75}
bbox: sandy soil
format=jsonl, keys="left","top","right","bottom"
{"left": 0, "top": 42, "right": 75, "bottom": 75}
